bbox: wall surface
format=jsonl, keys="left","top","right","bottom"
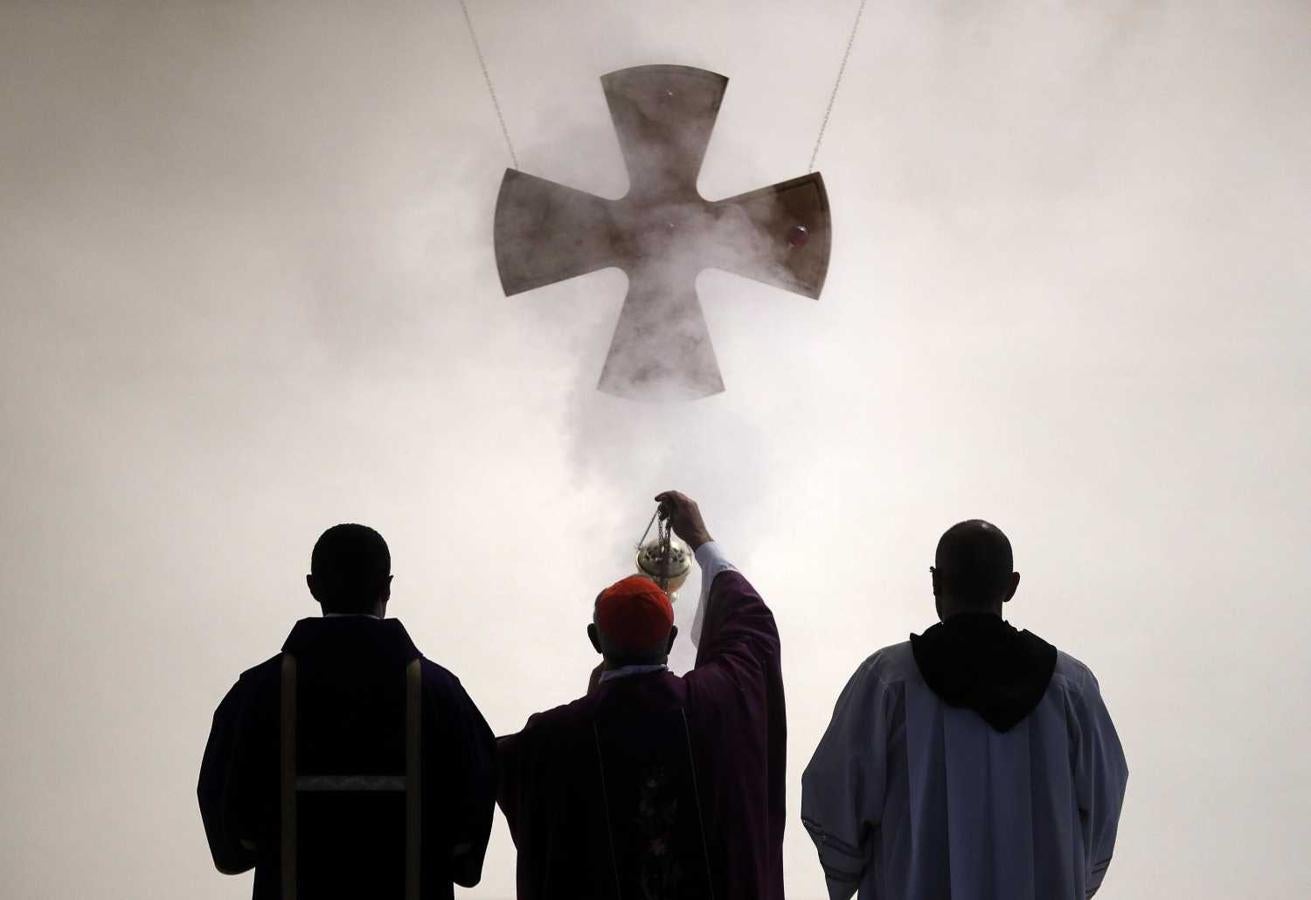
{"left": 1, "top": 1, "right": 1308, "bottom": 897}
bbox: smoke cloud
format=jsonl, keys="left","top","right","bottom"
{"left": 495, "top": 63, "right": 826, "bottom": 400}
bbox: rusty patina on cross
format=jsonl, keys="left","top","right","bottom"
{"left": 494, "top": 64, "right": 831, "bottom": 399}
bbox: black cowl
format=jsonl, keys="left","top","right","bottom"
{"left": 910, "top": 612, "right": 1057, "bottom": 732}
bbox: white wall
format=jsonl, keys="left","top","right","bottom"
{"left": 1, "top": 2, "right": 1308, "bottom": 897}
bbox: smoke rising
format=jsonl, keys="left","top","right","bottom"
{"left": 496, "top": 63, "right": 826, "bottom": 400}
{"left": 1, "top": 2, "right": 1309, "bottom": 898}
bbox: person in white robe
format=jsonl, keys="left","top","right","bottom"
{"left": 801, "top": 519, "right": 1128, "bottom": 900}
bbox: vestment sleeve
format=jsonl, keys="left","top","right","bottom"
{"left": 495, "top": 716, "right": 536, "bottom": 845}
{"left": 197, "top": 680, "right": 259, "bottom": 875}
{"left": 1071, "top": 671, "right": 1129, "bottom": 897}
{"left": 690, "top": 543, "right": 778, "bottom": 686}
{"left": 427, "top": 673, "right": 497, "bottom": 888}
{"left": 801, "top": 660, "right": 893, "bottom": 900}
{"left": 690, "top": 541, "right": 739, "bottom": 648}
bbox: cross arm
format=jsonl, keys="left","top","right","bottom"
{"left": 705, "top": 173, "right": 831, "bottom": 299}
{"left": 493, "top": 170, "right": 620, "bottom": 295}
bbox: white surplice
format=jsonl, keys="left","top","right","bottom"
{"left": 801, "top": 642, "right": 1128, "bottom": 900}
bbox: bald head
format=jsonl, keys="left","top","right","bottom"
{"left": 933, "top": 519, "right": 1017, "bottom": 613}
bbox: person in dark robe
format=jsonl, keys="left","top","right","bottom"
{"left": 802, "top": 519, "right": 1128, "bottom": 900}
{"left": 198, "top": 523, "right": 497, "bottom": 899}
{"left": 497, "top": 491, "right": 787, "bottom": 900}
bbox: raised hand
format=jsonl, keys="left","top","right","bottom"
{"left": 654, "top": 490, "right": 713, "bottom": 550}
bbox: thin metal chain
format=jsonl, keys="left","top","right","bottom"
{"left": 656, "top": 515, "right": 673, "bottom": 589}
{"left": 808, "top": 0, "right": 868, "bottom": 172}
{"left": 637, "top": 506, "right": 661, "bottom": 548}
{"left": 458, "top": 0, "right": 519, "bottom": 169}
{"left": 636, "top": 504, "right": 674, "bottom": 590}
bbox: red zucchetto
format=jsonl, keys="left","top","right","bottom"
{"left": 594, "top": 575, "right": 674, "bottom": 652}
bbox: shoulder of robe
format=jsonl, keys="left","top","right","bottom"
{"left": 207, "top": 654, "right": 282, "bottom": 724}
{"left": 416, "top": 658, "right": 490, "bottom": 718}
{"left": 233, "top": 653, "right": 283, "bottom": 690}
{"left": 855, "top": 641, "right": 917, "bottom": 686}
{"left": 1052, "top": 649, "right": 1101, "bottom": 695}
{"left": 521, "top": 693, "right": 598, "bottom": 736}
{"left": 235, "top": 651, "right": 468, "bottom": 694}
{"left": 417, "top": 656, "right": 462, "bottom": 691}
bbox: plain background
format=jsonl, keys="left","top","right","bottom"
{"left": 2, "top": 1, "right": 1308, "bottom": 897}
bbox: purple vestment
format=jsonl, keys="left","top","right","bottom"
{"left": 198, "top": 617, "right": 497, "bottom": 899}
{"left": 498, "top": 570, "right": 786, "bottom": 899}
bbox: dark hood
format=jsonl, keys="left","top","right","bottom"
{"left": 281, "top": 616, "right": 422, "bottom": 671}
{"left": 910, "top": 612, "right": 1056, "bottom": 732}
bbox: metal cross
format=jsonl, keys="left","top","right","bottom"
{"left": 493, "top": 64, "right": 831, "bottom": 399}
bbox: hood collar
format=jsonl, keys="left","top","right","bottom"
{"left": 910, "top": 612, "right": 1056, "bottom": 732}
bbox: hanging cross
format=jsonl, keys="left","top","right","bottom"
{"left": 493, "top": 64, "right": 831, "bottom": 399}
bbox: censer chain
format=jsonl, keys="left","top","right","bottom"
{"left": 636, "top": 504, "right": 674, "bottom": 591}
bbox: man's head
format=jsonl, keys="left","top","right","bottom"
{"left": 931, "top": 519, "right": 1020, "bottom": 620}
{"left": 587, "top": 575, "right": 678, "bottom": 667}
{"left": 307, "top": 523, "right": 392, "bottom": 616}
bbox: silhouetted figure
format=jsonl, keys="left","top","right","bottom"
{"left": 198, "top": 524, "right": 496, "bottom": 899}
{"left": 497, "top": 491, "right": 787, "bottom": 900}
{"left": 802, "top": 520, "right": 1128, "bottom": 900}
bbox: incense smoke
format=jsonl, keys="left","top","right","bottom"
{"left": 495, "top": 64, "right": 824, "bottom": 402}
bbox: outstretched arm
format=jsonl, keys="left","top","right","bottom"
{"left": 653, "top": 491, "right": 778, "bottom": 674}
{"left": 690, "top": 541, "right": 738, "bottom": 649}
{"left": 661, "top": 490, "right": 787, "bottom": 864}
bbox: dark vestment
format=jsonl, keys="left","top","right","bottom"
{"left": 910, "top": 612, "right": 1058, "bottom": 732}
{"left": 198, "top": 617, "right": 496, "bottom": 899}
{"left": 498, "top": 570, "right": 786, "bottom": 900}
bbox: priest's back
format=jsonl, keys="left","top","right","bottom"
{"left": 800, "top": 519, "right": 1129, "bottom": 900}
{"left": 499, "top": 672, "right": 716, "bottom": 898}
{"left": 197, "top": 523, "right": 497, "bottom": 900}
{"left": 497, "top": 537, "right": 785, "bottom": 900}
{"left": 802, "top": 639, "right": 1128, "bottom": 900}
{"left": 198, "top": 617, "right": 497, "bottom": 899}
